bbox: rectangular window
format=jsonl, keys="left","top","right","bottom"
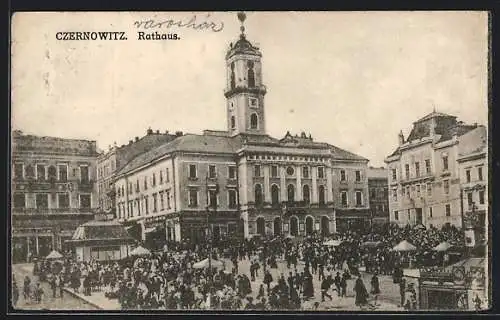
{"left": 136, "top": 180, "right": 140, "bottom": 193}
{"left": 394, "top": 211, "right": 399, "bottom": 221}
{"left": 144, "top": 177, "right": 148, "bottom": 190}
{"left": 467, "top": 192, "right": 473, "bottom": 207}
{"left": 392, "top": 189, "right": 398, "bottom": 202}
{"left": 466, "top": 169, "right": 471, "bottom": 183}
{"left": 478, "top": 167, "right": 483, "bottom": 181}
{"left": 152, "top": 173, "right": 156, "bottom": 187}
{"left": 355, "top": 170, "right": 361, "bottom": 182}
{"left": 391, "top": 169, "right": 397, "bottom": 181}
{"left": 406, "top": 186, "right": 410, "bottom": 197}
{"left": 302, "top": 166, "right": 309, "bottom": 178}
{"left": 166, "top": 190, "right": 171, "bottom": 209}
{"left": 445, "top": 204, "right": 451, "bottom": 216}
{"left": 425, "top": 159, "right": 431, "bottom": 174}
{"left": 160, "top": 192, "right": 164, "bottom": 210}
{"left": 13, "top": 193, "right": 25, "bottom": 208}
{"left": 229, "top": 166, "right": 237, "bottom": 179}
{"left": 355, "top": 191, "right": 362, "bottom": 206}
{"left": 429, "top": 207, "right": 433, "bottom": 218}
{"left": 166, "top": 168, "right": 170, "bottom": 182}
{"left": 340, "top": 170, "right": 346, "bottom": 181}
{"left": 209, "top": 165, "right": 217, "bottom": 179}
{"left": 318, "top": 167, "right": 325, "bottom": 179}
{"left": 79, "top": 194, "right": 91, "bottom": 209}
{"left": 341, "top": 191, "right": 348, "bottom": 207}
{"left": 80, "top": 166, "right": 89, "bottom": 183}
{"left": 416, "top": 184, "right": 421, "bottom": 197}
{"left": 58, "top": 164, "right": 68, "bottom": 181}
{"left": 228, "top": 189, "right": 237, "bottom": 208}
{"left": 58, "top": 193, "right": 69, "bottom": 208}
{"left": 144, "top": 196, "right": 149, "bottom": 214}
{"left": 249, "top": 98, "right": 258, "bottom": 108}
{"left": 37, "top": 165, "right": 46, "bottom": 180}
{"left": 159, "top": 171, "right": 163, "bottom": 184}
{"left": 479, "top": 190, "right": 485, "bottom": 205}
{"left": 405, "top": 164, "right": 410, "bottom": 179}
{"left": 442, "top": 156, "right": 449, "bottom": 171}
{"left": 36, "top": 194, "right": 49, "bottom": 209}
{"left": 271, "top": 165, "right": 278, "bottom": 178}
{"left": 427, "top": 183, "right": 432, "bottom": 196}
{"left": 443, "top": 180, "right": 450, "bottom": 195}
{"left": 189, "top": 189, "right": 198, "bottom": 207}
{"left": 14, "top": 163, "right": 24, "bottom": 179}
{"left": 254, "top": 165, "right": 261, "bottom": 177}
{"left": 189, "top": 164, "right": 197, "bottom": 179}
{"left": 415, "top": 162, "right": 420, "bottom": 177}
{"left": 137, "top": 199, "right": 141, "bottom": 216}
{"left": 152, "top": 193, "right": 158, "bottom": 212}
{"left": 209, "top": 189, "right": 218, "bottom": 208}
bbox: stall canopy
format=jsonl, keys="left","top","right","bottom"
{"left": 192, "top": 258, "right": 224, "bottom": 269}
{"left": 129, "top": 246, "right": 151, "bottom": 256}
{"left": 361, "top": 241, "right": 383, "bottom": 249}
{"left": 393, "top": 240, "right": 417, "bottom": 252}
{"left": 46, "top": 250, "right": 63, "bottom": 260}
{"left": 433, "top": 241, "right": 453, "bottom": 252}
{"left": 323, "top": 239, "right": 342, "bottom": 247}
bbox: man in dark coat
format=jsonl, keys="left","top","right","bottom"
{"left": 340, "top": 273, "right": 347, "bottom": 297}
{"left": 354, "top": 275, "right": 369, "bottom": 307}
{"left": 370, "top": 273, "right": 380, "bottom": 295}
{"left": 321, "top": 275, "right": 333, "bottom": 302}
{"left": 287, "top": 272, "right": 294, "bottom": 298}
{"left": 302, "top": 270, "right": 314, "bottom": 300}
{"left": 263, "top": 270, "right": 273, "bottom": 291}
{"left": 334, "top": 272, "right": 342, "bottom": 296}
{"left": 399, "top": 278, "right": 406, "bottom": 307}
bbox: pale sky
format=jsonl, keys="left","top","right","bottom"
{"left": 11, "top": 11, "right": 488, "bottom": 166}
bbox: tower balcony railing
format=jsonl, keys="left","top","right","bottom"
{"left": 224, "top": 84, "right": 267, "bottom": 98}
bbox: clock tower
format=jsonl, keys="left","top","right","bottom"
{"left": 224, "top": 12, "right": 267, "bottom": 136}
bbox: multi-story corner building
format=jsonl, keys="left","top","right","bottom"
{"left": 367, "top": 166, "right": 389, "bottom": 227}
{"left": 457, "top": 125, "right": 487, "bottom": 246}
{"left": 11, "top": 130, "right": 99, "bottom": 263}
{"left": 385, "top": 112, "right": 482, "bottom": 228}
{"left": 96, "top": 128, "right": 180, "bottom": 216}
{"left": 113, "top": 13, "right": 369, "bottom": 244}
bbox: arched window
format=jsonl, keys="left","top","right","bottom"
{"left": 303, "top": 185, "right": 310, "bottom": 204}
{"left": 287, "top": 184, "right": 295, "bottom": 203}
{"left": 254, "top": 184, "right": 263, "bottom": 206}
{"left": 250, "top": 113, "right": 258, "bottom": 129}
{"left": 318, "top": 185, "right": 325, "bottom": 205}
{"left": 230, "top": 62, "right": 236, "bottom": 89}
{"left": 271, "top": 184, "right": 280, "bottom": 206}
{"left": 247, "top": 61, "right": 255, "bottom": 87}
{"left": 48, "top": 165, "right": 57, "bottom": 180}
{"left": 230, "top": 116, "right": 236, "bottom": 129}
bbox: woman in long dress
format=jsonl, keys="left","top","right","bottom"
{"left": 354, "top": 275, "right": 369, "bottom": 307}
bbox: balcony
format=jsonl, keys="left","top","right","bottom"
{"left": 399, "top": 173, "right": 435, "bottom": 185}
{"left": 224, "top": 84, "right": 267, "bottom": 98}
{"left": 12, "top": 207, "right": 96, "bottom": 215}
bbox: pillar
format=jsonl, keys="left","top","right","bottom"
{"left": 296, "top": 164, "right": 302, "bottom": 201}
{"left": 280, "top": 167, "right": 286, "bottom": 201}
{"left": 312, "top": 166, "right": 318, "bottom": 203}
{"left": 326, "top": 167, "right": 333, "bottom": 202}
{"left": 35, "top": 236, "right": 39, "bottom": 255}
{"left": 141, "top": 221, "right": 146, "bottom": 241}
{"left": 264, "top": 165, "right": 270, "bottom": 202}
{"left": 27, "top": 236, "right": 30, "bottom": 262}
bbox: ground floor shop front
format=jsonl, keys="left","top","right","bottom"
{"left": 11, "top": 214, "right": 94, "bottom": 263}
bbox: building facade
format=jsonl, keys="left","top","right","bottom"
{"left": 367, "top": 167, "right": 389, "bottom": 227}
{"left": 385, "top": 112, "right": 482, "bottom": 228}
{"left": 11, "top": 130, "right": 99, "bottom": 263}
{"left": 113, "top": 14, "right": 369, "bottom": 244}
{"left": 457, "top": 125, "right": 487, "bottom": 246}
{"left": 96, "top": 128, "right": 179, "bottom": 217}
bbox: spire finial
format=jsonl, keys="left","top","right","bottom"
{"left": 237, "top": 12, "right": 247, "bottom": 38}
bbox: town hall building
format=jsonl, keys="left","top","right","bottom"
{"left": 113, "top": 13, "right": 370, "bottom": 245}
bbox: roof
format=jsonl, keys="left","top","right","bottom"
{"left": 367, "top": 167, "right": 388, "bottom": 179}
{"left": 415, "top": 111, "right": 456, "bottom": 123}
{"left": 117, "top": 130, "right": 369, "bottom": 176}
{"left": 72, "top": 220, "right": 132, "bottom": 241}
{"left": 117, "top": 133, "right": 243, "bottom": 175}
{"left": 458, "top": 125, "right": 487, "bottom": 157}
{"left": 226, "top": 35, "right": 262, "bottom": 59}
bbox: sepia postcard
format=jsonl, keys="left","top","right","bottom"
{"left": 10, "top": 11, "right": 490, "bottom": 312}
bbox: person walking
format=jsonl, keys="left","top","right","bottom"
{"left": 321, "top": 276, "right": 333, "bottom": 302}
{"left": 23, "top": 276, "right": 31, "bottom": 301}
{"left": 334, "top": 272, "right": 342, "bottom": 296}
{"left": 263, "top": 270, "right": 273, "bottom": 292}
{"left": 399, "top": 278, "right": 406, "bottom": 307}
{"left": 340, "top": 273, "right": 347, "bottom": 298}
{"left": 370, "top": 273, "right": 380, "bottom": 306}
{"left": 354, "top": 275, "right": 369, "bottom": 308}
{"left": 58, "top": 275, "right": 64, "bottom": 299}
{"left": 12, "top": 278, "right": 19, "bottom": 307}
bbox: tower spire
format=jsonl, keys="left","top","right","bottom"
{"left": 237, "top": 11, "right": 247, "bottom": 38}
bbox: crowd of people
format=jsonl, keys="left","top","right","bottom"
{"left": 13, "top": 223, "right": 465, "bottom": 310}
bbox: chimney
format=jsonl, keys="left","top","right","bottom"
{"left": 156, "top": 130, "right": 160, "bottom": 134}
{"left": 175, "top": 131, "right": 183, "bottom": 137}
{"left": 398, "top": 130, "right": 405, "bottom": 145}
{"left": 430, "top": 118, "right": 436, "bottom": 138}
{"left": 128, "top": 140, "right": 133, "bottom": 145}
{"left": 165, "top": 130, "right": 169, "bottom": 134}
{"left": 135, "top": 136, "right": 139, "bottom": 142}
{"left": 147, "top": 127, "right": 153, "bottom": 135}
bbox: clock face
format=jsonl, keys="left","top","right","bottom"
{"left": 287, "top": 167, "right": 295, "bottom": 176}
